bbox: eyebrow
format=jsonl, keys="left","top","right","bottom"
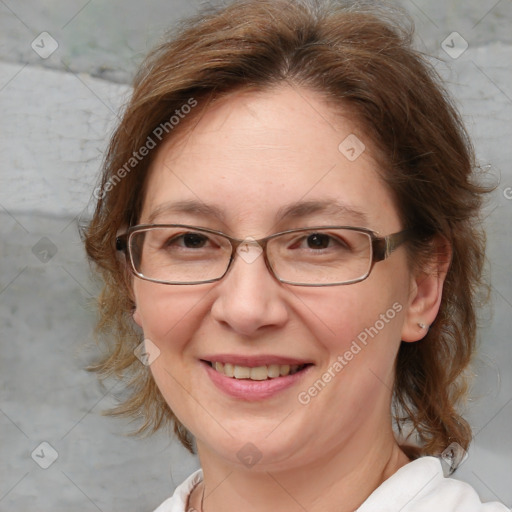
{"left": 147, "top": 200, "right": 226, "bottom": 224}
{"left": 146, "top": 199, "right": 368, "bottom": 226}
{"left": 276, "top": 200, "right": 369, "bottom": 225}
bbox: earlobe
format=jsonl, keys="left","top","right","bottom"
{"left": 133, "top": 306, "right": 142, "bottom": 327}
{"left": 401, "top": 237, "right": 451, "bottom": 343}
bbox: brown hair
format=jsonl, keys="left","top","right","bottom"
{"left": 84, "top": 0, "right": 489, "bottom": 457}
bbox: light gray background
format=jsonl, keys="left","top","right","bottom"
{"left": 0, "top": 0, "right": 511, "bottom": 510}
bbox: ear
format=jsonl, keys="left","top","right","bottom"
{"left": 125, "top": 280, "right": 141, "bottom": 327}
{"left": 401, "top": 236, "right": 451, "bottom": 342}
{"left": 133, "top": 306, "right": 142, "bottom": 327}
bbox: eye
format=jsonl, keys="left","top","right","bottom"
{"left": 293, "top": 232, "right": 349, "bottom": 251}
{"left": 305, "top": 233, "right": 331, "bottom": 249}
{"left": 179, "top": 232, "right": 208, "bottom": 248}
{"left": 162, "top": 231, "right": 213, "bottom": 250}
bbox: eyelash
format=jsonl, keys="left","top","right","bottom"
{"left": 161, "top": 231, "right": 351, "bottom": 252}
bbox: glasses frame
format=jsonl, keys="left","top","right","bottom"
{"left": 116, "top": 224, "right": 411, "bottom": 286}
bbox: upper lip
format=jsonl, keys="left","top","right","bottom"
{"left": 201, "top": 354, "right": 313, "bottom": 367}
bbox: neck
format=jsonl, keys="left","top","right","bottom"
{"left": 190, "top": 431, "right": 410, "bottom": 512}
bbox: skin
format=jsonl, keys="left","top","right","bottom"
{"left": 132, "top": 84, "right": 448, "bottom": 512}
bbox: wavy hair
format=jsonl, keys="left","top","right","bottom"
{"left": 84, "top": 0, "right": 490, "bottom": 457}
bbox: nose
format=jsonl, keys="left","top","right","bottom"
{"left": 210, "top": 244, "right": 289, "bottom": 336}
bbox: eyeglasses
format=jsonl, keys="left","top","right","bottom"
{"left": 116, "top": 224, "right": 411, "bottom": 286}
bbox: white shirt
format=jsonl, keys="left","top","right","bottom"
{"left": 153, "top": 456, "right": 510, "bottom": 512}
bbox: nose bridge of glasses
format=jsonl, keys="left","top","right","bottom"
{"left": 231, "top": 236, "right": 268, "bottom": 266}
{"left": 217, "top": 234, "right": 281, "bottom": 285}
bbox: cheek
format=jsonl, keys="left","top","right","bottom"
{"left": 299, "top": 285, "right": 402, "bottom": 346}
{"left": 133, "top": 281, "right": 212, "bottom": 352}
{"left": 297, "top": 263, "right": 409, "bottom": 374}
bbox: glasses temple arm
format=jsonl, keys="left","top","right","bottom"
{"left": 372, "top": 229, "right": 412, "bottom": 261}
{"left": 116, "top": 235, "right": 128, "bottom": 252}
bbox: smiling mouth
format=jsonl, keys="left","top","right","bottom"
{"left": 203, "top": 360, "right": 311, "bottom": 381}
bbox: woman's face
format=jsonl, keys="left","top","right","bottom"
{"left": 133, "top": 85, "right": 416, "bottom": 471}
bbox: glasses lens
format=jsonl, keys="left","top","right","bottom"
{"left": 129, "top": 227, "right": 232, "bottom": 283}
{"left": 267, "top": 228, "right": 372, "bottom": 285}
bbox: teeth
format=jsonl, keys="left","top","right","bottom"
{"left": 250, "top": 366, "right": 268, "bottom": 381}
{"left": 224, "top": 362, "right": 234, "bottom": 377}
{"left": 267, "top": 364, "right": 280, "bottom": 378}
{"left": 280, "top": 364, "right": 290, "bottom": 376}
{"left": 210, "top": 361, "right": 306, "bottom": 380}
{"left": 234, "top": 365, "right": 251, "bottom": 379}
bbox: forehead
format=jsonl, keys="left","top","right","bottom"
{"left": 140, "top": 85, "right": 401, "bottom": 234}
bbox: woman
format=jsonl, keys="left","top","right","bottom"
{"left": 85, "top": 0, "right": 508, "bottom": 510}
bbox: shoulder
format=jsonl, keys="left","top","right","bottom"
{"left": 154, "top": 461, "right": 510, "bottom": 512}
{"left": 358, "top": 456, "right": 510, "bottom": 512}
{"left": 152, "top": 469, "right": 203, "bottom": 512}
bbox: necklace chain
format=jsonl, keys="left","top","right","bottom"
{"left": 200, "top": 483, "right": 205, "bottom": 512}
{"left": 190, "top": 482, "right": 204, "bottom": 512}
{"left": 192, "top": 480, "right": 360, "bottom": 512}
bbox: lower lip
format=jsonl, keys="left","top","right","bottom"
{"left": 202, "top": 361, "right": 312, "bottom": 401}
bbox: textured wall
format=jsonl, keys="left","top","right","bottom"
{"left": 1, "top": 1, "right": 511, "bottom": 510}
